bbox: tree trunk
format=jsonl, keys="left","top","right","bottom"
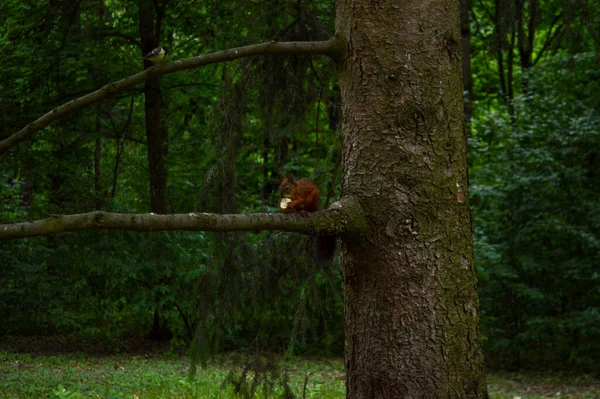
{"left": 139, "top": 0, "right": 167, "bottom": 214}
{"left": 138, "top": 0, "right": 168, "bottom": 339}
{"left": 335, "top": 0, "right": 488, "bottom": 397}
{"left": 20, "top": 142, "right": 34, "bottom": 212}
{"left": 94, "top": 113, "right": 103, "bottom": 209}
{"left": 494, "top": 0, "right": 508, "bottom": 98}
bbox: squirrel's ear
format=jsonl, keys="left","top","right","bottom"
{"left": 287, "top": 174, "right": 295, "bottom": 183}
{"left": 281, "top": 175, "right": 286, "bottom": 182}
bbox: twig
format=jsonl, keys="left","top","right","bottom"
{"left": 302, "top": 372, "right": 310, "bottom": 399}
{"left": 533, "top": 14, "right": 565, "bottom": 65}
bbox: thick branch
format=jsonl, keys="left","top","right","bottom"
{"left": 0, "top": 197, "right": 365, "bottom": 240}
{"left": 0, "top": 38, "right": 346, "bottom": 156}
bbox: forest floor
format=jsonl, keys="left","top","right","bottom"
{"left": 1, "top": 337, "right": 599, "bottom": 399}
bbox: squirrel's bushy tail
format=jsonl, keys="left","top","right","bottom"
{"left": 315, "top": 235, "right": 336, "bottom": 264}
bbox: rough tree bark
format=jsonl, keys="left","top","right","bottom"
{"left": 336, "top": 0, "right": 488, "bottom": 397}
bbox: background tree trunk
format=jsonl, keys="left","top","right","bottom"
{"left": 460, "top": 0, "right": 473, "bottom": 140}
{"left": 20, "top": 142, "right": 34, "bottom": 212}
{"left": 139, "top": 0, "right": 169, "bottom": 340}
{"left": 139, "top": 0, "right": 167, "bottom": 215}
{"left": 335, "top": 0, "right": 488, "bottom": 397}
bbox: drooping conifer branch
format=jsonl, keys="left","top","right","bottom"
{"left": 0, "top": 38, "right": 346, "bottom": 156}
{"left": 0, "top": 197, "right": 366, "bottom": 240}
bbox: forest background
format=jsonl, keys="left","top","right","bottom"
{"left": 0, "top": 0, "right": 599, "bottom": 376}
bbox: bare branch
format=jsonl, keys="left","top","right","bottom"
{"left": 0, "top": 196, "right": 365, "bottom": 241}
{"left": 0, "top": 38, "right": 346, "bottom": 156}
{"left": 533, "top": 14, "right": 565, "bottom": 66}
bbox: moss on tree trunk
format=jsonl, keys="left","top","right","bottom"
{"left": 335, "top": 0, "right": 488, "bottom": 397}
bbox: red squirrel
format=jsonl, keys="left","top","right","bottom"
{"left": 279, "top": 174, "right": 321, "bottom": 216}
{"left": 279, "top": 174, "right": 335, "bottom": 263}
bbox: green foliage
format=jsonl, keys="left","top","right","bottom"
{"left": 2, "top": 0, "right": 599, "bottom": 377}
{"left": 53, "top": 385, "right": 84, "bottom": 399}
{"left": 222, "top": 354, "right": 295, "bottom": 399}
{"left": 0, "top": 0, "right": 342, "bottom": 364}
{"left": 472, "top": 53, "right": 600, "bottom": 371}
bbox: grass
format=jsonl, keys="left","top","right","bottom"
{"left": 0, "top": 351, "right": 344, "bottom": 399}
{"left": 1, "top": 350, "right": 599, "bottom": 398}
{"left": 487, "top": 372, "right": 600, "bottom": 399}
